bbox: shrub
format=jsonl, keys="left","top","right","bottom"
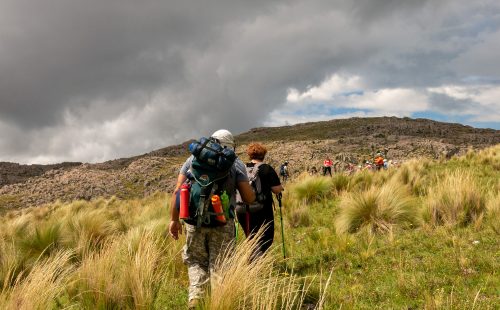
{"left": 120, "top": 230, "right": 169, "bottom": 309}
{"left": 62, "top": 208, "right": 121, "bottom": 255}
{"left": 0, "top": 240, "right": 21, "bottom": 291}
{"left": 486, "top": 193, "right": 500, "bottom": 234}
{"left": 330, "top": 174, "right": 350, "bottom": 193}
{"left": 335, "top": 183, "right": 419, "bottom": 234}
{"left": 396, "top": 159, "right": 431, "bottom": 196}
{"left": 207, "top": 227, "right": 330, "bottom": 309}
{"left": 18, "top": 223, "right": 62, "bottom": 260}
{"left": 292, "top": 176, "right": 332, "bottom": 203}
{"left": 287, "top": 206, "right": 311, "bottom": 228}
{"left": 0, "top": 251, "right": 73, "bottom": 310}
{"left": 68, "top": 229, "right": 173, "bottom": 309}
{"left": 349, "top": 170, "right": 373, "bottom": 192}
{"left": 424, "top": 170, "right": 487, "bottom": 227}
{"left": 70, "top": 239, "right": 130, "bottom": 308}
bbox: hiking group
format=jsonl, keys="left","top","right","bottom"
{"left": 308, "top": 150, "right": 392, "bottom": 175}
{"left": 168, "top": 129, "right": 393, "bottom": 308}
{"left": 169, "top": 129, "right": 284, "bottom": 308}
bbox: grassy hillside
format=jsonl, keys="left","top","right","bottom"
{"left": 0, "top": 145, "right": 499, "bottom": 309}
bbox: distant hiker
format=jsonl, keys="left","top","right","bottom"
{"left": 236, "top": 143, "right": 284, "bottom": 260}
{"left": 374, "top": 152, "right": 384, "bottom": 171}
{"left": 322, "top": 156, "right": 333, "bottom": 176}
{"left": 169, "top": 129, "right": 255, "bottom": 309}
{"left": 279, "top": 161, "right": 289, "bottom": 183}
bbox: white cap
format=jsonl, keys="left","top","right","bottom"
{"left": 211, "top": 129, "right": 234, "bottom": 148}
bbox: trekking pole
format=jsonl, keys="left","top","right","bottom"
{"left": 245, "top": 211, "right": 250, "bottom": 237}
{"left": 235, "top": 220, "right": 239, "bottom": 241}
{"left": 277, "top": 193, "right": 286, "bottom": 259}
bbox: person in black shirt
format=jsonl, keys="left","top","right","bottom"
{"left": 237, "top": 143, "right": 283, "bottom": 257}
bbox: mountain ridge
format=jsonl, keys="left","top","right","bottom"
{"left": 1, "top": 116, "right": 499, "bottom": 209}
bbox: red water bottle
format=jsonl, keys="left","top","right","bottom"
{"left": 179, "top": 183, "right": 190, "bottom": 220}
{"left": 211, "top": 195, "right": 226, "bottom": 223}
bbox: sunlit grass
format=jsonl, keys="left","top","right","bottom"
{"left": 0, "top": 144, "right": 499, "bottom": 308}
{"left": 291, "top": 176, "right": 332, "bottom": 203}
{"left": 424, "top": 170, "right": 487, "bottom": 227}
{"left": 335, "top": 183, "right": 419, "bottom": 234}
{"left": 0, "top": 251, "right": 73, "bottom": 310}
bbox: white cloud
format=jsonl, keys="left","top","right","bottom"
{"left": 268, "top": 73, "right": 500, "bottom": 127}
{"left": 427, "top": 86, "right": 472, "bottom": 100}
{"left": 286, "top": 74, "right": 363, "bottom": 103}
{"left": 265, "top": 110, "right": 379, "bottom": 127}
{"left": 348, "top": 88, "right": 429, "bottom": 113}
{"left": 267, "top": 74, "right": 430, "bottom": 127}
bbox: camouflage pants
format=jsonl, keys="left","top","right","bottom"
{"left": 182, "top": 219, "right": 235, "bottom": 302}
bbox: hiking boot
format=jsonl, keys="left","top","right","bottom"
{"left": 188, "top": 299, "right": 200, "bottom": 309}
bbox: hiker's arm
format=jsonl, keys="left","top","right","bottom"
{"left": 237, "top": 181, "right": 255, "bottom": 203}
{"left": 169, "top": 174, "right": 187, "bottom": 240}
{"left": 271, "top": 184, "right": 284, "bottom": 195}
{"left": 269, "top": 166, "right": 284, "bottom": 194}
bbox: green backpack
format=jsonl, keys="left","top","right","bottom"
{"left": 183, "top": 137, "right": 237, "bottom": 227}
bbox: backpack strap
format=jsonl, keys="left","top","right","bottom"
{"left": 200, "top": 182, "right": 220, "bottom": 226}
{"left": 248, "top": 161, "right": 264, "bottom": 176}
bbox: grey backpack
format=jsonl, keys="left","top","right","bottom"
{"left": 236, "top": 162, "right": 266, "bottom": 214}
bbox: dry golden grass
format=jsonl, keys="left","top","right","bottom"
{"left": 1, "top": 146, "right": 499, "bottom": 308}
{"left": 424, "top": 170, "right": 487, "bottom": 227}
{"left": 0, "top": 251, "right": 73, "bottom": 310}
{"left": 485, "top": 193, "right": 500, "bottom": 234}
{"left": 335, "top": 182, "right": 419, "bottom": 234}
{"left": 291, "top": 176, "right": 332, "bottom": 203}
{"left": 123, "top": 229, "right": 169, "bottom": 309}
{"left": 207, "top": 227, "right": 331, "bottom": 310}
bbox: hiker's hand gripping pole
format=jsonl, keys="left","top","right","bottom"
{"left": 277, "top": 193, "right": 286, "bottom": 259}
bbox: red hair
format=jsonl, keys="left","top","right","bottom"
{"left": 247, "top": 143, "right": 267, "bottom": 160}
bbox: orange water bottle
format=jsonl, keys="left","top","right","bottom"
{"left": 211, "top": 195, "right": 226, "bottom": 223}
{"left": 179, "top": 183, "right": 190, "bottom": 220}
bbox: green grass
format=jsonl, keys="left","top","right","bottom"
{"left": 0, "top": 145, "right": 499, "bottom": 309}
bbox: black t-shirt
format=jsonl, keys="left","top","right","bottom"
{"left": 246, "top": 162, "right": 281, "bottom": 217}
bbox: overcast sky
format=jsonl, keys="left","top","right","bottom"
{"left": 1, "top": 0, "right": 499, "bottom": 164}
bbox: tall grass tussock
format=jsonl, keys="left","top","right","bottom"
{"left": 335, "top": 183, "right": 419, "bottom": 234}
{"left": 207, "top": 227, "right": 330, "bottom": 310}
{"left": 425, "top": 170, "right": 487, "bottom": 227}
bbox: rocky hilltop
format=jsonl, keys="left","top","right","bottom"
{"left": 1, "top": 117, "right": 499, "bottom": 209}
{"left": 0, "top": 162, "right": 82, "bottom": 187}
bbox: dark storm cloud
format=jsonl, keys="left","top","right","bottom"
{"left": 0, "top": 0, "right": 281, "bottom": 127}
{"left": 0, "top": 0, "right": 499, "bottom": 163}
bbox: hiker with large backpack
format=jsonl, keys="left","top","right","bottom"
{"left": 169, "top": 129, "right": 255, "bottom": 309}
{"left": 236, "top": 143, "right": 284, "bottom": 260}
